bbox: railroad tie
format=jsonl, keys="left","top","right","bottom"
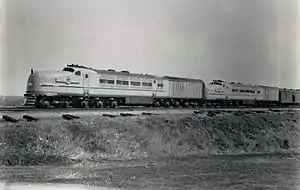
{"left": 62, "top": 114, "right": 80, "bottom": 120}
{"left": 102, "top": 114, "right": 117, "bottom": 118}
{"left": 120, "top": 113, "right": 136, "bottom": 117}
{"left": 23, "top": 115, "right": 39, "bottom": 122}
{"left": 2, "top": 115, "right": 19, "bottom": 123}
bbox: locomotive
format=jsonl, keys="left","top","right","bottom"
{"left": 24, "top": 64, "right": 300, "bottom": 108}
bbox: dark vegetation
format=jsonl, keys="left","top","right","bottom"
{"left": 0, "top": 111, "right": 299, "bottom": 166}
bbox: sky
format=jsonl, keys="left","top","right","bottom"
{"left": 0, "top": 0, "right": 299, "bottom": 96}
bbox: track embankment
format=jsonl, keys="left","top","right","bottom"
{"left": 0, "top": 110, "right": 299, "bottom": 166}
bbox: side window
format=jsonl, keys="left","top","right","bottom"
{"left": 131, "top": 81, "right": 141, "bottom": 86}
{"left": 85, "top": 74, "right": 88, "bottom": 79}
{"left": 75, "top": 71, "right": 81, "bottom": 76}
{"left": 99, "top": 79, "right": 114, "bottom": 84}
{"left": 142, "top": 82, "right": 152, "bottom": 87}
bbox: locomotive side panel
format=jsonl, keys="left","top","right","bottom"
{"left": 87, "top": 71, "right": 165, "bottom": 104}
{"left": 279, "top": 89, "right": 294, "bottom": 104}
{"left": 88, "top": 73, "right": 156, "bottom": 98}
{"left": 258, "top": 86, "right": 279, "bottom": 102}
{"left": 163, "top": 77, "right": 204, "bottom": 99}
{"left": 254, "top": 86, "right": 266, "bottom": 101}
{"left": 296, "top": 91, "right": 300, "bottom": 104}
{"left": 224, "top": 83, "right": 256, "bottom": 100}
{"left": 279, "top": 89, "right": 300, "bottom": 104}
{"left": 152, "top": 79, "right": 168, "bottom": 98}
{"left": 205, "top": 82, "right": 257, "bottom": 100}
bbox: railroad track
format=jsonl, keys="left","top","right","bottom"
{"left": 0, "top": 106, "right": 299, "bottom": 123}
{"left": 0, "top": 105, "right": 299, "bottom": 113}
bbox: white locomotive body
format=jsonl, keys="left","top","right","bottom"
{"left": 205, "top": 80, "right": 279, "bottom": 107}
{"left": 24, "top": 64, "right": 205, "bottom": 108}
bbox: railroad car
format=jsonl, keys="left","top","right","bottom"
{"left": 154, "top": 76, "right": 205, "bottom": 107}
{"left": 279, "top": 88, "right": 300, "bottom": 106}
{"left": 24, "top": 64, "right": 205, "bottom": 108}
{"left": 24, "top": 64, "right": 299, "bottom": 109}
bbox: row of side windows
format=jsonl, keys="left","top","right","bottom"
{"left": 99, "top": 79, "right": 163, "bottom": 88}
{"left": 232, "top": 89, "right": 260, "bottom": 93}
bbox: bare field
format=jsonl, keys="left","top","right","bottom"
{"left": 0, "top": 111, "right": 299, "bottom": 167}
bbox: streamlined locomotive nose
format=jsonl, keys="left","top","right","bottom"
{"left": 25, "top": 71, "right": 56, "bottom": 94}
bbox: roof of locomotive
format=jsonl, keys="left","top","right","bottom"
{"left": 66, "top": 64, "right": 205, "bottom": 82}
{"left": 66, "top": 64, "right": 160, "bottom": 78}
{"left": 279, "top": 88, "right": 300, "bottom": 91}
{"left": 162, "top": 76, "right": 204, "bottom": 83}
{"left": 209, "top": 80, "right": 280, "bottom": 89}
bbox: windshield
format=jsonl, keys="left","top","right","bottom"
{"left": 62, "top": 67, "right": 74, "bottom": 73}
{"left": 209, "top": 82, "right": 223, "bottom": 85}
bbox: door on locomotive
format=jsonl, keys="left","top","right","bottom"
{"left": 82, "top": 72, "right": 90, "bottom": 97}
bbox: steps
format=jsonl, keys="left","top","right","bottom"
{"left": 24, "top": 95, "right": 36, "bottom": 106}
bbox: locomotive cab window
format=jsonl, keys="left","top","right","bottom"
{"left": 75, "top": 71, "right": 81, "bottom": 76}
{"left": 63, "top": 67, "right": 74, "bottom": 73}
{"left": 85, "top": 74, "right": 88, "bottom": 79}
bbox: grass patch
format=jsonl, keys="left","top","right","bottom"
{"left": 0, "top": 111, "right": 299, "bottom": 166}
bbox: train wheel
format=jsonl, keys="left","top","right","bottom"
{"left": 189, "top": 102, "right": 195, "bottom": 108}
{"left": 164, "top": 102, "right": 170, "bottom": 108}
{"left": 62, "top": 101, "right": 69, "bottom": 108}
{"left": 183, "top": 102, "right": 189, "bottom": 108}
{"left": 154, "top": 101, "right": 160, "bottom": 107}
{"left": 81, "top": 101, "right": 88, "bottom": 108}
{"left": 174, "top": 101, "right": 180, "bottom": 107}
{"left": 109, "top": 101, "right": 117, "bottom": 108}
{"left": 88, "top": 100, "right": 95, "bottom": 108}
{"left": 96, "top": 101, "right": 103, "bottom": 108}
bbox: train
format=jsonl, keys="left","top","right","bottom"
{"left": 24, "top": 64, "right": 300, "bottom": 108}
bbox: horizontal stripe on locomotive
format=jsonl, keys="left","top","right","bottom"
{"left": 38, "top": 84, "right": 166, "bottom": 92}
{"left": 207, "top": 92, "right": 279, "bottom": 97}
{"left": 204, "top": 98, "right": 279, "bottom": 102}
{"left": 24, "top": 91, "right": 204, "bottom": 100}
